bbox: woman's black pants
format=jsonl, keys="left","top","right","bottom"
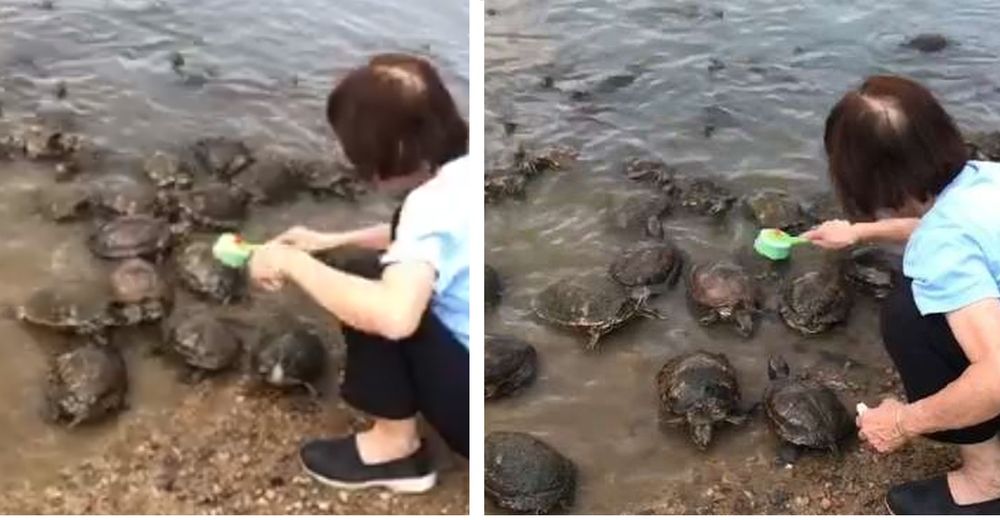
{"left": 881, "top": 276, "right": 1000, "bottom": 444}
{"left": 336, "top": 255, "right": 469, "bottom": 458}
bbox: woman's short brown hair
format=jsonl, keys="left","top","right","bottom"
{"left": 326, "top": 53, "right": 467, "bottom": 180}
{"left": 824, "top": 75, "right": 968, "bottom": 218}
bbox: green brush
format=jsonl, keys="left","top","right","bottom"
{"left": 753, "top": 228, "right": 809, "bottom": 261}
{"left": 212, "top": 233, "right": 260, "bottom": 268}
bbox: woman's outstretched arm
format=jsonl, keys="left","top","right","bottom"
{"left": 802, "top": 218, "right": 920, "bottom": 249}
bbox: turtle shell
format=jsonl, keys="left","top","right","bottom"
{"left": 252, "top": 328, "right": 328, "bottom": 391}
{"left": 35, "top": 184, "right": 92, "bottom": 222}
{"left": 609, "top": 241, "right": 684, "bottom": 291}
{"left": 842, "top": 246, "right": 899, "bottom": 299}
{"left": 163, "top": 308, "right": 242, "bottom": 371}
{"left": 687, "top": 261, "right": 757, "bottom": 336}
{"left": 44, "top": 342, "right": 127, "bottom": 426}
{"left": 677, "top": 178, "right": 736, "bottom": 217}
{"left": 608, "top": 193, "right": 671, "bottom": 238}
{"left": 191, "top": 137, "right": 253, "bottom": 180}
{"left": 232, "top": 156, "right": 304, "bottom": 205}
{"left": 744, "top": 189, "right": 813, "bottom": 234}
{"left": 533, "top": 274, "right": 647, "bottom": 349}
{"left": 485, "top": 431, "right": 576, "bottom": 514}
{"left": 109, "top": 259, "right": 170, "bottom": 325}
{"left": 174, "top": 183, "right": 248, "bottom": 231}
{"left": 88, "top": 215, "right": 172, "bottom": 259}
{"left": 764, "top": 357, "right": 853, "bottom": 451}
{"left": 656, "top": 350, "right": 742, "bottom": 449}
{"left": 778, "top": 270, "right": 852, "bottom": 335}
{"left": 174, "top": 241, "right": 244, "bottom": 303}
{"left": 17, "top": 281, "right": 111, "bottom": 335}
{"left": 143, "top": 150, "right": 192, "bottom": 189}
{"left": 485, "top": 335, "right": 537, "bottom": 400}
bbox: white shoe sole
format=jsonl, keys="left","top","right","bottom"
{"left": 302, "top": 462, "right": 437, "bottom": 494}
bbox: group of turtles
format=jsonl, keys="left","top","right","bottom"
{"left": 482, "top": 145, "right": 921, "bottom": 513}
{"left": 1, "top": 115, "right": 358, "bottom": 428}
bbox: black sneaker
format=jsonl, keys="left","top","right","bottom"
{"left": 299, "top": 435, "right": 436, "bottom": 493}
{"left": 886, "top": 475, "right": 1000, "bottom": 514}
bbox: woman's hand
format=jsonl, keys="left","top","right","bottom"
{"left": 801, "top": 219, "right": 859, "bottom": 250}
{"left": 248, "top": 243, "right": 299, "bottom": 291}
{"left": 273, "top": 226, "right": 339, "bottom": 252}
{"left": 858, "top": 397, "right": 912, "bottom": 453}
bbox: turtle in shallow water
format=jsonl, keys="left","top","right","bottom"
{"left": 251, "top": 328, "right": 328, "bottom": 396}
{"left": 622, "top": 158, "right": 678, "bottom": 188}
{"left": 608, "top": 193, "right": 672, "bottom": 239}
{"left": 779, "top": 270, "right": 852, "bottom": 335}
{"left": 143, "top": 150, "right": 193, "bottom": 189}
{"left": 687, "top": 261, "right": 758, "bottom": 337}
{"left": 532, "top": 274, "right": 662, "bottom": 350}
{"left": 44, "top": 342, "right": 127, "bottom": 427}
{"left": 91, "top": 177, "right": 162, "bottom": 218}
{"left": 108, "top": 259, "right": 171, "bottom": 326}
{"left": 174, "top": 240, "right": 244, "bottom": 303}
{"left": 485, "top": 264, "right": 503, "bottom": 310}
{"left": 656, "top": 350, "right": 745, "bottom": 449}
{"left": 902, "top": 33, "right": 949, "bottom": 53}
{"left": 162, "top": 307, "right": 243, "bottom": 378}
{"left": 190, "top": 137, "right": 253, "bottom": 180}
{"left": 35, "top": 183, "right": 92, "bottom": 222}
{"left": 173, "top": 182, "right": 248, "bottom": 231}
{"left": 232, "top": 156, "right": 304, "bottom": 205}
{"left": 485, "top": 335, "right": 537, "bottom": 400}
{"left": 842, "top": 245, "right": 900, "bottom": 299}
{"left": 965, "top": 131, "right": 1000, "bottom": 161}
{"left": 88, "top": 215, "right": 172, "bottom": 260}
{"left": 485, "top": 431, "right": 577, "bottom": 514}
{"left": 608, "top": 241, "right": 685, "bottom": 295}
{"left": 286, "top": 158, "right": 362, "bottom": 200}
{"left": 485, "top": 170, "right": 528, "bottom": 203}
{"left": 21, "top": 123, "right": 80, "bottom": 160}
{"left": 764, "top": 355, "right": 854, "bottom": 463}
{"left": 676, "top": 177, "right": 736, "bottom": 217}
{"left": 16, "top": 281, "right": 112, "bottom": 336}
{"left": 744, "top": 189, "right": 813, "bottom": 234}
{"left": 485, "top": 145, "right": 576, "bottom": 203}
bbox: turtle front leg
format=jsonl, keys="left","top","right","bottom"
{"left": 776, "top": 442, "right": 802, "bottom": 466}
{"left": 584, "top": 329, "right": 603, "bottom": 351}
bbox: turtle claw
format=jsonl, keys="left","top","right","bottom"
{"left": 584, "top": 332, "right": 602, "bottom": 351}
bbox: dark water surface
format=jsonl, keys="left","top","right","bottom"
{"left": 485, "top": 0, "right": 1000, "bottom": 513}
{"left": 0, "top": 0, "right": 467, "bottom": 487}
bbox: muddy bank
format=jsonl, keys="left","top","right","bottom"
{"left": 0, "top": 382, "right": 468, "bottom": 515}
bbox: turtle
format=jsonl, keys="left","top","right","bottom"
{"left": 608, "top": 241, "right": 685, "bottom": 295}
{"left": 485, "top": 145, "right": 575, "bottom": 203}
{"left": 16, "top": 281, "right": 112, "bottom": 336}
{"left": 804, "top": 191, "right": 846, "bottom": 222}
{"left": 778, "top": 270, "right": 853, "bottom": 335}
{"left": 35, "top": 183, "right": 92, "bottom": 222}
{"left": 108, "top": 259, "right": 171, "bottom": 326}
{"left": 90, "top": 177, "right": 162, "bottom": 218}
{"left": 190, "top": 137, "right": 253, "bottom": 180}
{"left": 485, "top": 335, "right": 537, "bottom": 400}
{"left": 902, "top": 33, "right": 949, "bottom": 53}
{"left": 764, "top": 355, "right": 854, "bottom": 463}
{"left": 676, "top": 177, "right": 736, "bottom": 217}
{"left": 686, "top": 261, "right": 758, "bottom": 337}
{"left": 21, "top": 123, "right": 80, "bottom": 160}
{"left": 251, "top": 328, "right": 328, "bottom": 396}
{"left": 842, "top": 245, "right": 900, "bottom": 299}
{"left": 485, "top": 264, "right": 503, "bottom": 310}
{"left": 485, "top": 170, "right": 528, "bottom": 204}
{"left": 143, "top": 150, "right": 193, "bottom": 189}
{"left": 162, "top": 307, "right": 243, "bottom": 377}
{"left": 286, "top": 158, "right": 362, "bottom": 200}
{"left": 485, "top": 431, "right": 577, "bottom": 514}
{"left": 173, "top": 240, "right": 244, "bottom": 303}
{"left": 231, "top": 156, "right": 304, "bottom": 205}
{"left": 608, "top": 193, "right": 672, "bottom": 239}
{"left": 656, "top": 350, "right": 745, "bottom": 449}
{"left": 43, "top": 342, "right": 127, "bottom": 427}
{"left": 622, "top": 158, "right": 678, "bottom": 188}
{"left": 744, "top": 189, "right": 813, "bottom": 234}
{"left": 88, "top": 215, "right": 172, "bottom": 260}
{"left": 173, "top": 182, "right": 248, "bottom": 231}
{"left": 965, "top": 130, "right": 1000, "bottom": 161}
{"left": 532, "top": 274, "right": 662, "bottom": 350}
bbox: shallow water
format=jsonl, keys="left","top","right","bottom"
{"left": 0, "top": 0, "right": 466, "bottom": 488}
{"left": 485, "top": 0, "right": 1000, "bottom": 513}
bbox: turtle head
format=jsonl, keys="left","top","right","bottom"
{"left": 734, "top": 310, "right": 755, "bottom": 337}
{"left": 687, "top": 415, "right": 714, "bottom": 450}
{"left": 767, "top": 355, "right": 791, "bottom": 381}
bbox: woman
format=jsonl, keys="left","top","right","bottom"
{"left": 804, "top": 75, "right": 1000, "bottom": 514}
{"left": 248, "top": 54, "right": 469, "bottom": 494}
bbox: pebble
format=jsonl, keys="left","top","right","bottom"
{"left": 338, "top": 491, "right": 349, "bottom": 503}
{"left": 264, "top": 489, "right": 276, "bottom": 501}
{"left": 820, "top": 497, "right": 832, "bottom": 510}
{"left": 317, "top": 500, "right": 331, "bottom": 512}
